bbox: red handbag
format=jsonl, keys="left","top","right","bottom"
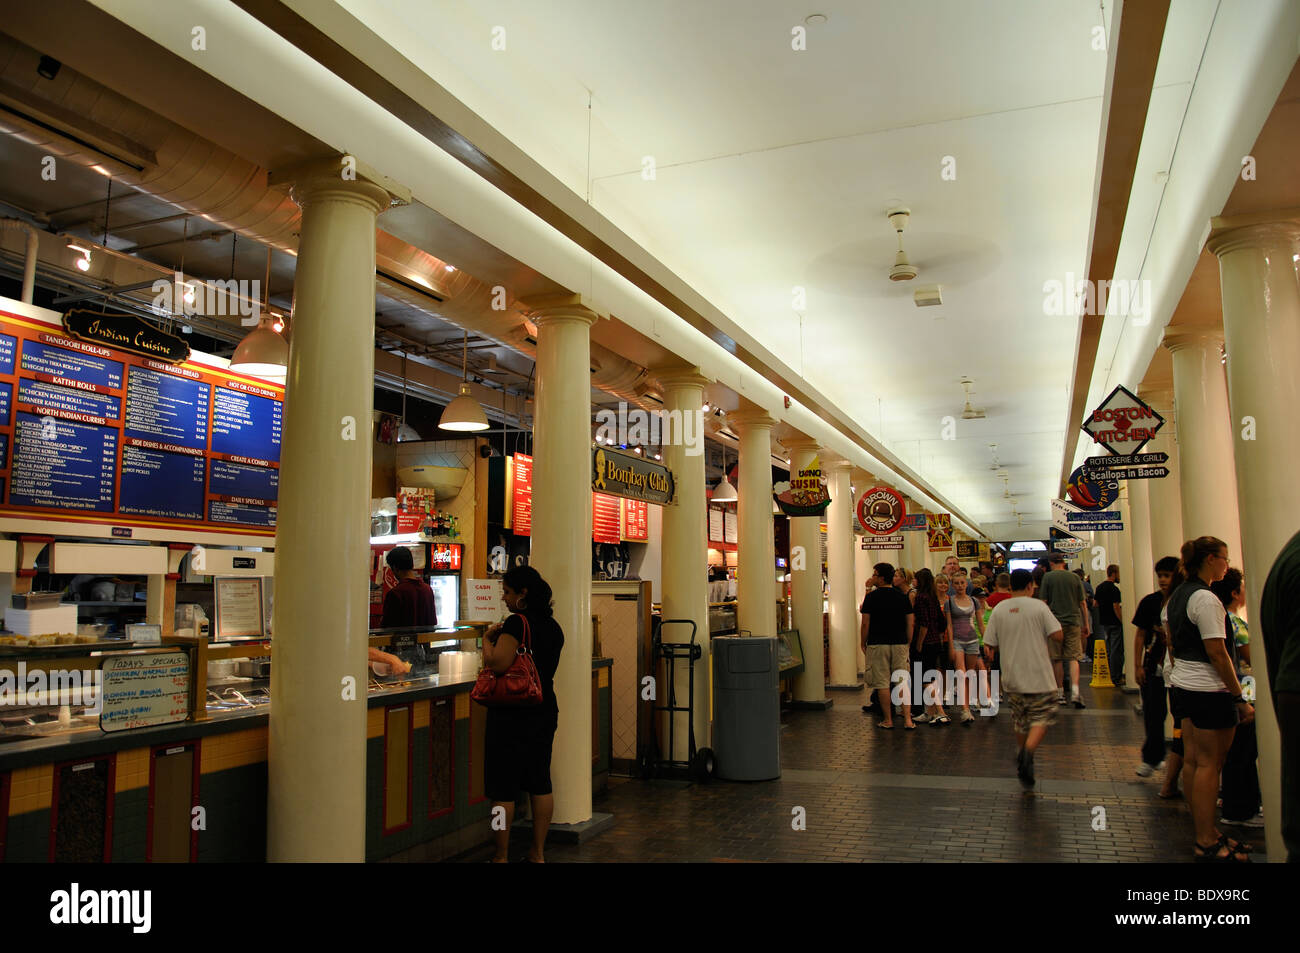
{"left": 470, "top": 613, "right": 543, "bottom": 707}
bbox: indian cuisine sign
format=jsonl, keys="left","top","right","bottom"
{"left": 591, "top": 446, "right": 675, "bottom": 505}
{"left": 774, "top": 455, "right": 832, "bottom": 516}
{"left": 64, "top": 307, "right": 191, "bottom": 364}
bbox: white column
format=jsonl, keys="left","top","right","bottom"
{"left": 522, "top": 295, "right": 599, "bottom": 825}
{"left": 785, "top": 438, "right": 826, "bottom": 703}
{"left": 653, "top": 365, "right": 711, "bottom": 755}
{"left": 901, "top": 496, "right": 924, "bottom": 575}
{"left": 854, "top": 538, "right": 869, "bottom": 676}
{"left": 1127, "top": 477, "right": 1155, "bottom": 606}
{"left": 730, "top": 409, "right": 777, "bottom": 639}
{"left": 268, "top": 162, "right": 397, "bottom": 861}
{"left": 826, "top": 462, "right": 859, "bottom": 688}
{"left": 1140, "top": 389, "right": 1184, "bottom": 560}
{"left": 1162, "top": 329, "right": 1244, "bottom": 565}
{"left": 1208, "top": 213, "right": 1300, "bottom": 863}
{"left": 1113, "top": 487, "right": 1137, "bottom": 688}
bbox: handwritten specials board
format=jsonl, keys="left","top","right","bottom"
{"left": 99, "top": 650, "right": 191, "bottom": 733}
{"left": 0, "top": 310, "right": 281, "bottom": 536}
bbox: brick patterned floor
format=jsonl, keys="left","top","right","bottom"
{"left": 456, "top": 673, "right": 1263, "bottom": 862}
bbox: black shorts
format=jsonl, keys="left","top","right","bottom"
{"left": 1170, "top": 686, "right": 1238, "bottom": 731}
{"left": 483, "top": 708, "right": 558, "bottom": 802}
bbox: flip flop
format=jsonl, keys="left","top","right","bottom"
{"left": 1157, "top": 790, "right": 1183, "bottom": 800}
{"left": 876, "top": 721, "right": 894, "bottom": 729}
{"left": 903, "top": 723, "right": 916, "bottom": 731}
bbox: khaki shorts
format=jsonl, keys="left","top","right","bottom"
{"left": 1008, "top": 691, "right": 1059, "bottom": 734}
{"left": 866, "top": 644, "right": 910, "bottom": 692}
{"left": 1049, "top": 623, "right": 1081, "bottom": 662}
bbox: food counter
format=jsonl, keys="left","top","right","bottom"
{"left": 0, "top": 633, "right": 613, "bottom": 862}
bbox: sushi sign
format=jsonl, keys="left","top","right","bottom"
{"left": 1081, "top": 385, "right": 1164, "bottom": 457}
{"left": 773, "top": 455, "right": 832, "bottom": 517}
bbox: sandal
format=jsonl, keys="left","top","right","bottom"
{"left": 876, "top": 721, "right": 894, "bottom": 730}
{"left": 936, "top": 714, "right": 952, "bottom": 725}
{"left": 1218, "top": 833, "right": 1255, "bottom": 853}
{"left": 1193, "top": 834, "right": 1250, "bottom": 864}
{"left": 1157, "top": 790, "right": 1182, "bottom": 800}
{"left": 903, "top": 723, "right": 916, "bottom": 730}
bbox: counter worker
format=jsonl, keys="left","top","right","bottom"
{"left": 371, "top": 546, "right": 437, "bottom": 673}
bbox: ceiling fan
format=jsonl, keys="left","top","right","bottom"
{"left": 887, "top": 208, "right": 918, "bottom": 282}
{"left": 960, "top": 378, "right": 986, "bottom": 420}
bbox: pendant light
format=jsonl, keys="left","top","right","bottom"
{"left": 230, "top": 244, "right": 287, "bottom": 379}
{"left": 396, "top": 354, "right": 421, "bottom": 442}
{"left": 438, "top": 330, "right": 489, "bottom": 432}
{"left": 712, "top": 445, "right": 737, "bottom": 502}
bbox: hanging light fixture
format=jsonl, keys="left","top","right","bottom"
{"left": 229, "top": 241, "right": 287, "bottom": 380}
{"left": 396, "top": 354, "right": 421, "bottom": 442}
{"left": 712, "top": 444, "right": 737, "bottom": 502}
{"left": 438, "top": 330, "right": 489, "bottom": 432}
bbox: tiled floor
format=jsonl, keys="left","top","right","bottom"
{"left": 457, "top": 673, "right": 1266, "bottom": 862}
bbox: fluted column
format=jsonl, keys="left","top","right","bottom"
{"left": 1162, "top": 329, "right": 1243, "bottom": 565}
{"left": 268, "top": 159, "right": 404, "bottom": 861}
{"left": 652, "top": 365, "right": 711, "bottom": 753}
{"left": 826, "top": 461, "right": 859, "bottom": 689}
{"left": 1127, "top": 477, "right": 1155, "bottom": 608}
{"left": 785, "top": 438, "right": 826, "bottom": 704}
{"left": 521, "top": 294, "right": 599, "bottom": 824}
{"left": 1207, "top": 212, "right": 1300, "bottom": 863}
{"left": 730, "top": 408, "right": 777, "bottom": 639}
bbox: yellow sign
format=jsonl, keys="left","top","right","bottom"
{"left": 1089, "top": 641, "right": 1112, "bottom": 687}
{"left": 590, "top": 446, "right": 675, "bottom": 504}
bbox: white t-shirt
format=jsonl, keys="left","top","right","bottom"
{"left": 1162, "top": 589, "right": 1228, "bottom": 692}
{"left": 984, "top": 596, "right": 1061, "bottom": 694}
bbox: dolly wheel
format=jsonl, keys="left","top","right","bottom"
{"left": 691, "top": 748, "right": 715, "bottom": 782}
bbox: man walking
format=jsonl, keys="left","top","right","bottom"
{"left": 983, "top": 569, "right": 1064, "bottom": 787}
{"left": 1038, "top": 552, "right": 1089, "bottom": 707}
{"left": 1133, "top": 556, "right": 1179, "bottom": 776}
{"left": 861, "top": 562, "right": 915, "bottom": 729}
{"left": 1095, "top": 564, "right": 1125, "bottom": 686}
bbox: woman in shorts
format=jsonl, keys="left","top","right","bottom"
{"left": 946, "top": 574, "right": 987, "bottom": 724}
{"left": 912, "top": 569, "right": 950, "bottom": 726}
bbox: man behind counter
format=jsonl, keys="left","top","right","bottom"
{"left": 369, "top": 546, "right": 437, "bottom": 674}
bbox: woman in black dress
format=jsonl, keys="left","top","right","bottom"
{"left": 480, "top": 565, "right": 565, "bottom": 863}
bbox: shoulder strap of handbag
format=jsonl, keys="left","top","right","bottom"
{"left": 512, "top": 612, "right": 532, "bottom": 653}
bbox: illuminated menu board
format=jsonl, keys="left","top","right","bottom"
{"left": 0, "top": 310, "right": 282, "bottom": 536}
{"left": 623, "top": 498, "right": 649, "bottom": 541}
{"left": 593, "top": 493, "right": 621, "bottom": 544}
{"left": 510, "top": 453, "right": 533, "bottom": 537}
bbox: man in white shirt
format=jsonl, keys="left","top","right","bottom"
{"left": 983, "top": 569, "right": 1064, "bottom": 788}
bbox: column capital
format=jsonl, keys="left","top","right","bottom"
{"left": 270, "top": 154, "right": 409, "bottom": 214}
{"left": 1162, "top": 326, "right": 1223, "bottom": 355}
{"left": 782, "top": 435, "right": 820, "bottom": 454}
{"left": 727, "top": 408, "right": 776, "bottom": 432}
{"left": 517, "top": 293, "right": 601, "bottom": 327}
{"left": 1206, "top": 209, "right": 1300, "bottom": 257}
{"left": 825, "top": 459, "right": 854, "bottom": 474}
{"left": 650, "top": 363, "right": 710, "bottom": 391}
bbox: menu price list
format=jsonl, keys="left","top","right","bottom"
{"left": 100, "top": 652, "right": 190, "bottom": 733}
{"left": 511, "top": 453, "right": 533, "bottom": 536}
{"left": 593, "top": 492, "right": 622, "bottom": 544}
{"left": 9, "top": 412, "right": 116, "bottom": 512}
{"left": 119, "top": 446, "right": 206, "bottom": 521}
{"left": 209, "top": 500, "right": 276, "bottom": 528}
{"left": 623, "top": 498, "right": 649, "bottom": 541}
{"left": 0, "top": 333, "right": 14, "bottom": 375}
{"left": 125, "top": 366, "right": 210, "bottom": 450}
{"left": 209, "top": 459, "right": 278, "bottom": 501}
{"left": 21, "top": 339, "right": 123, "bottom": 389}
{"left": 212, "top": 386, "right": 282, "bottom": 462}
{"left": 18, "top": 378, "right": 120, "bottom": 420}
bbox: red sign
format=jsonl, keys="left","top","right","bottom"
{"left": 623, "top": 498, "right": 649, "bottom": 541}
{"left": 857, "top": 486, "right": 905, "bottom": 535}
{"left": 430, "top": 543, "right": 462, "bottom": 571}
{"left": 510, "top": 453, "right": 533, "bottom": 536}
{"left": 1080, "top": 384, "right": 1164, "bottom": 456}
{"left": 395, "top": 486, "right": 438, "bottom": 535}
{"left": 0, "top": 309, "right": 282, "bottom": 538}
{"left": 593, "top": 492, "right": 621, "bottom": 544}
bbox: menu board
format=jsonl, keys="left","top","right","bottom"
{"left": 623, "top": 498, "right": 649, "bottom": 541}
{"left": 593, "top": 492, "right": 622, "bottom": 544}
{"left": 510, "top": 453, "right": 533, "bottom": 537}
{"left": 0, "top": 310, "right": 282, "bottom": 536}
{"left": 724, "top": 510, "right": 738, "bottom": 544}
{"left": 708, "top": 507, "right": 725, "bottom": 543}
{"left": 99, "top": 651, "right": 191, "bottom": 733}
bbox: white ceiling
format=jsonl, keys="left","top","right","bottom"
{"left": 341, "top": 0, "right": 1112, "bottom": 534}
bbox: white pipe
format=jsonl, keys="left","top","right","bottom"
{"left": 0, "top": 219, "right": 38, "bottom": 303}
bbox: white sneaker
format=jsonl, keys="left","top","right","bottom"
{"left": 1135, "top": 763, "right": 1156, "bottom": 777}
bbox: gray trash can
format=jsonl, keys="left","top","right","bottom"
{"left": 711, "top": 636, "right": 780, "bottom": 781}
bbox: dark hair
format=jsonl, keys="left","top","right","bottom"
{"left": 1180, "top": 536, "right": 1227, "bottom": 576}
{"left": 914, "top": 567, "right": 936, "bottom": 598}
{"left": 995, "top": 572, "right": 1011, "bottom": 589}
{"left": 1049, "top": 552, "right": 1066, "bottom": 565}
{"left": 1210, "top": 568, "right": 1244, "bottom": 609}
{"left": 1154, "top": 556, "right": 1180, "bottom": 574}
{"left": 1106, "top": 564, "right": 1119, "bottom": 576}
{"left": 1010, "top": 568, "right": 1034, "bottom": 591}
{"left": 502, "top": 564, "right": 554, "bottom": 618}
{"left": 874, "top": 562, "right": 895, "bottom": 581}
{"left": 385, "top": 546, "right": 414, "bottom": 573}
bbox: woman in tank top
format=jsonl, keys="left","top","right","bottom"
{"left": 946, "top": 574, "right": 988, "bottom": 725}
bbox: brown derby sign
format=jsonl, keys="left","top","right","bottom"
{"left": 857, "top": 486, "right": 905, "bottom": 535}
{"left": 63, "top": 307, "right": 191, "bottom": 365}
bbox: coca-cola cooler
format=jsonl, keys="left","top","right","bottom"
{"left": 370, "top": 542, "right": 462, "bottom": 627}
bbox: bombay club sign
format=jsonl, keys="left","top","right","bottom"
{"left": 1080, "top": 384, "right": 1164, "bottom": 457}
{"left": 857, "top": 486, "right": 906, "bottom": 535}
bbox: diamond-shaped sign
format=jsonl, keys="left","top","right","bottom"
{"left": 1080, "top": 384, "right": 1164, "bottom": 457}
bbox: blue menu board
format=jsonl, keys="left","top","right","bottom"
{"left": 209, "top": 459, "right": 278, "bottom": 501}
{"left": 9, "top": 411, "right": 116, "bottom": 512}
{"left": 211, "top": 387, "right": 282, "bottom": 462}
{"left": 124, "top": 367, "right": 210, "bottom": 450}
{"left": 119, "top": 447, "right": 205, "bottom": 520}
{"left": 0, "top": 432, "right": 6, "bottom": 469}
{"left": 21, "top": 340, "right": 123, "bottom": 389}
{"left": 0, "top": 333, "right": 15, "bottom": 375}
{"left": 0, "top": 381, "right": 9, "bottom": 427}
{"left": 209, "top": 500, "right": 276, "bottom": 528}
{"left": 18, "top": 379, "right": 120, "bottom": 420}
